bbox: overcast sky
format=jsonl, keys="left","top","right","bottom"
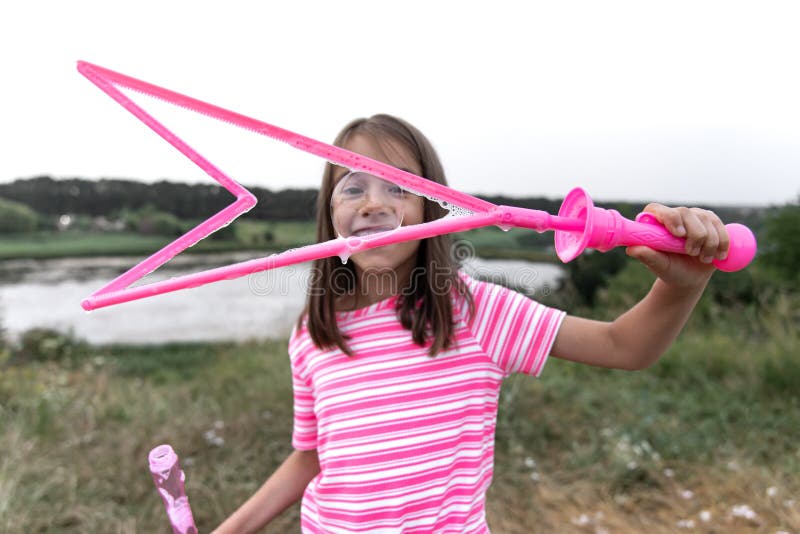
{"left": 1, "top": 1, "right": 798, "bottom": 207}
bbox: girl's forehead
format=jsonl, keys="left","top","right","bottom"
{"left": 334, "top": 134, "right": 422, "bottom": 181}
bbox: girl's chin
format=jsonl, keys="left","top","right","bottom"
{"left": 351, "top": 250, "right": 409, "bottom": 272}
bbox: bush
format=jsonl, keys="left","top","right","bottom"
{"left": 564, "top": 248, "right": 629, "bottom": 308}
{"left": 12, "top": 328, "right": 89, "bottom": 365}
{"left": 760, "top": 197, "right": 800, "bottom": 283}
{"left": 122, "top": 205, "right": 185, "bottom": 236}
{"left": 0, "top": 197, "right": 38, "bottom": 234}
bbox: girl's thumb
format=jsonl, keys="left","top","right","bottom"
{"left": 626, "top": 246, "right": 670, "bottom": 275}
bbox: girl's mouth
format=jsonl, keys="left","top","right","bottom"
{"left": 351, "top": 225, "right": 397, "bottom": 237}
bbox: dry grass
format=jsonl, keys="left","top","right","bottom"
{"left": 1, "top": 321, "right": 797, "bottom": 533}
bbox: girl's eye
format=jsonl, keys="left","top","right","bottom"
{"left": 388, "top": 185, "right": 404, "bottom": 196}
{"left": 343, "top": 187, "right": 364, "bottom": 196}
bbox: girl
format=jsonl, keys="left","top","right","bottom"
{"left": 213, "top": 115, "right": 729, "bottom": 533}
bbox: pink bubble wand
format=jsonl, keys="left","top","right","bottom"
{"left": 149, "top": 444, "right": 198, "bottom": 534}
{"left": 77, "top": 61, "right": 757, "bottom": 311}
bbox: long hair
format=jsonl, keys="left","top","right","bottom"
{"left": 295, "top": 114, "right": 474, "bottom": 357}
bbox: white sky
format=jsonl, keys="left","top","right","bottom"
{"left": 1, "top": 1, "right": 798, "bottom": 206}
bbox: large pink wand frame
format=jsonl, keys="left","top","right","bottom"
{"left": 77, "top": 61, "right": 757, "bottom": 311}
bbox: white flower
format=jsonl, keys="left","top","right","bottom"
{"left": 730, "top": 504, "right": 757, "bottom": 521}
{"left": 727, "top": 460, "right": 740, "bottom": 471}
{"left": 627, "top": 461, "right": 638, "bottom": 470}
{"left": 524, "top": 457, "right": 536, "bottom": 468}
{"left": 571, "top": 514, "right": 591, "bottom": 526}
{"left": 784, "top": 499, "right": 796, "bottom": 508}
{"left": 698, "top": 510, "right": 711, "bottom": 522}
{"left": 213, "top": 420, "right": 225, "bottom": 430}
{"left": 204, "top": 429, "right": 225, "bottom": 447}
{"left": 679, "top": 489, "right": 695, "bottom": 500}
{"left": 676, "top": 519, "right": 696, "bottom": 529}
{"left": 766, "top": 486, "right": 778, "bottom": 497}
{"left": 530, "top": 472, "right": 540, "bottom": 482}
{"left": 594, "top": 527, "right": 609, "bottom": 534}
{"left": 663, "top": 468, "right": 675, "bottom": 478}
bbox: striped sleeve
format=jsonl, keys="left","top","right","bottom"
{"left": 460, "top": 273, "right": 566, "bottom": 377}
{"left": 288, "top": 324, "right": 318, "bottom": 450}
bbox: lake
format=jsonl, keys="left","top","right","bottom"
{"left": 0, "top": 253, "right": 563, "bottom": 344}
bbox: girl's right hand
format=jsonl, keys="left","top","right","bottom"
{"left": 625, "top": 203, "right": 730, "bottom": 290}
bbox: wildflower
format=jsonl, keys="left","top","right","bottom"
{"left": 679, "top": 489, "right": 695, "bottom": 500}
{"left": 530, "top": 472, "right": 540, "bottom": 482}
{"left": 698, "top": 510, "right": 711, "bottom": 522}
{"left": 627, "top": 461, "right": 638, "bottom": 470}
{"left": 213, "top": 420, "right": 224, "bottom": 430}
{"left": 571, "top": 514, "right": 591, "bottom": 526}
{"left": 204, "top": 429, "right": 225, "bottom": 447}
{"left": 524, "top": 457, "right": 536, "bottom": 468}
{"left": 730, "top": 504, "right": 757, "bottom": 521}
{"left": 663, "top": 468, "right": 675, "bottom": 478}
{"left": 783, "top": 499, "right": 795, "bottom": 508}
{"left": 676, "top": 519, "right": 695, "bottom": 529}
{"left": 766, "top": 486, "right": 778, "bottom": 497}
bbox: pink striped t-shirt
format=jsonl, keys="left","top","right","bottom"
{"left": 289, "top": 270, "right": 566, "bottom": 533}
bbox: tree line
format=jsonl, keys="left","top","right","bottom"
{"left": 0, "top": 176, "right": 766, "bottom": 229}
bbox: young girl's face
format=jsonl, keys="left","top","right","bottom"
{"left": 331, "top": 133, "right": 425, "bottom": 274}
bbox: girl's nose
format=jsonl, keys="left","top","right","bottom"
{"left": 358, "top": 188, "right": 396, "bottom": 214}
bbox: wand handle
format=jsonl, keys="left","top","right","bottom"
{"left": 553, "top": 188, "right": 757, "bottom": 272}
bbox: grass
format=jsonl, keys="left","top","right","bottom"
{"left": 0, "top": 222, "right": 316, "bottom": 260}
{"left": 1, "top": 304, "right": 798, "bottom": 533}
{"left": 0, "top": 223, "right": 560, "bottom": 262}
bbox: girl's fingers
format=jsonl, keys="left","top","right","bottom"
{"left": 644, "top": 204, "right": 729, "bottom": 262}
{"left": 710, "top": 215, "right": 730, "bottom": 261}
{"left": 679, "top": 208, "right": 708, "bottom": 257}
{"left": 644, "top": 203, "right": 686, "bottom": 237}
{"left": 698, "top": 215, "right": 720, "bottom": 263}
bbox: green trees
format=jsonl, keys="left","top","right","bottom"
{"left": 0, "top": 197, "right": 38, "bottom": 234}
{"left": 760, "top": 196, "right": 800, "bottom": 283}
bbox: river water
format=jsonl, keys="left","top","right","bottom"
{"left": 0, "top": 253, "right": 562, "bottom": 344}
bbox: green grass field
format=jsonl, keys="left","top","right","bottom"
{"left": 1, "top": 300, "right": 798, "bottom": 532}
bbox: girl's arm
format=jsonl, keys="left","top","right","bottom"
{"left": 211, "top": 449, "right": 320, "bottom": 534}
{"left": 550, "top": 204, "right": 729, "bottom": 371}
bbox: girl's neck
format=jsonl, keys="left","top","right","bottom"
{"left": 344, "top": 257, "right": 417, "bottom": 310}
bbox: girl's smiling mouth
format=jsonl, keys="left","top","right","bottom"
{"left": 350, "top": 225, "right": 397, "bottom": 237}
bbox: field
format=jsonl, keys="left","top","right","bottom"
{"left": 0, "top": 223, "right": 556, "bottom": 263}
{"left": 1, "top": 298, "right": 798, "bottom": 533}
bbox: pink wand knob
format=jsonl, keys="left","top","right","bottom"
{"left": 554, "top": 188, "right": 757, "bottom": 272}
{"left": 714, "top": 223, "right": 757, "bottom": 272}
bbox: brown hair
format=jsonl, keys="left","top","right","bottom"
{"left": 295, "top": 114, "right": 474, "bottom": 357}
